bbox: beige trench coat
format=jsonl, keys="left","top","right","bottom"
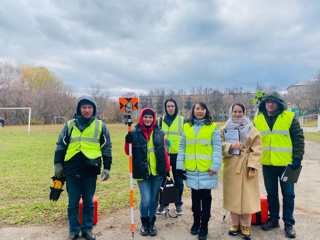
{"left": 221, "top": 127, "right": 262, "bottom": 214}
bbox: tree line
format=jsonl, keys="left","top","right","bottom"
{"left": 0, "top": 61, "right": 319, "bottom": 125}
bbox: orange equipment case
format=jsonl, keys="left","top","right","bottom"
{"left": 79, "top": 196, "right": 98, "bottom": 225}
{"left": 251, "top": 193, "right": 268, "bottom": 225}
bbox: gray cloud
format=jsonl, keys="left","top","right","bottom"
{"left": 1, "top": 0, "right": 320, "bottom": 96}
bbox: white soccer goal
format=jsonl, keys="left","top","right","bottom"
{"left": 0, "top": 107, "right": 32, "bottom": 134}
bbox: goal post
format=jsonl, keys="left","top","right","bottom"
{"left": 0, "top": 107, "right": 32, "bottom": 134}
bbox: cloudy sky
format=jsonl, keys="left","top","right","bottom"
{"left": 1, "top": 0, "right": 320, "bottom": 96}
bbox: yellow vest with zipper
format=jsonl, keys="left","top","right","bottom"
{"left": 184, "top": 122, "right": 217, "bottom": 172}
{"left": 147, "top": 132, "right": 157, "bottom": 176}
{"left": 254, "top": 111, "right": 294, "bottom": 166}
{"left": 161, "top": 115, "right": 184, "bottom": 154}
{"left": 64, "top": 119, "right": 103, "bottom": 161}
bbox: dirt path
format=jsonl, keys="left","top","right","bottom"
{"left": 1, "top": 141, "right": 320, "bottom": 240}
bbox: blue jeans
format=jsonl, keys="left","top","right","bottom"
{"left": 66, "top": 175, "right": 97, "bottom": 234}
{"left": 138, "top": 175, "right": 163, "bottom": 218}
{"left": 263, "top": 166, "right": 295, "bottom": 225}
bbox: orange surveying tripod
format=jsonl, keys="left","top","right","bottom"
{"left": 119, "top": 97, "right": 139, "bottom": 240}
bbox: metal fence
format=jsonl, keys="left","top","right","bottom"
{"left": 299, "top": 113, "right": 320, "bottom": 132}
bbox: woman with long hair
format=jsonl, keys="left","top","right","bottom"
{"left": 177, "top": 102, "right": 222, "bottom": 240}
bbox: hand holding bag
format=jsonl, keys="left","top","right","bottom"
{"left": 159, "top": 177, "right": 179, "bottom": 205}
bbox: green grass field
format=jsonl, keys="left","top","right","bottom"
{"left": 0, "top": 124, "right": 133, "bottom": 225}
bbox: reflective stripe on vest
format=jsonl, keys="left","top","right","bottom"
{"left": 254, "top": 111, "right": 294, "bottom": 166}
{"left": 183, "top": 122, "right": 217, "bottom": 172}
{"left": 64, "top": 119, "right": 103, "bottom": 161}
{"left": 161, "top": 115, "right": 184, "bottom": 154}
{"left": 147, "top": 133, "right": 157, "bottom": 176}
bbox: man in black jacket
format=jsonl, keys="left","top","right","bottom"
{"left": 254, "top": 93, "right": 304, "bottom": 239}
{"left": 54, "top": 96, "right": 112, "bottom": 240}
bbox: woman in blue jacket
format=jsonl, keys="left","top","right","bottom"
{"left": 177, "top": 102, "right": 222, "bottom": 240}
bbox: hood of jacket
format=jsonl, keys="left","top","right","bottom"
{"left": 136, "top": 108, "right": 157, "bottom": 141}
{"left": 74, "top": 95, "right": 97, "bottom": 131}
{"left": 138, "top": 107, "right": 157, "bottom": 128}
{"left": 76, "top": 95, "right": 97, "bottom": 117}
{"left": 258, "top": 92, "right": 287, "bottom": 115}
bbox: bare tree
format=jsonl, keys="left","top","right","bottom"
{"left": 89, "top": 83, "right": 110, "bottom": 119}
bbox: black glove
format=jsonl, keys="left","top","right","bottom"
{"left": 289, "top": 158, "right": 301, "bottom": 170}
{"left": 49, "top": 176, "right": 65, "bottom": 201}
{"left": 176, "top": 170, "right": 187, "bottom": 180}
{"left": 125, "top": 132, "right": 133, "bottom": 144}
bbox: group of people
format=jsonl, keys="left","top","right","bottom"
{"left": 53, "top": 93, "right": 304, "bottom": 240}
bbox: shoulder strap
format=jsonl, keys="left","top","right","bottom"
{"left": 63, "top": 119, "right": 75, "bottom": 146}
{"left": 67, "top": 119, "right": 75, "bottom": 137}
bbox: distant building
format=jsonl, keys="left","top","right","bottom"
{"left": 287, "top": 80, "right": 317, "bottom": 96}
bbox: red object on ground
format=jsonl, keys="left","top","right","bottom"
{"left": 251, "top": 193, "right": 269, "bottom": 225}
{"left": 79, "top": 196, "right": 98, "bottom": 225}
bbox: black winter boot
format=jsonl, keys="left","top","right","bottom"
{"left": 285, "top": 224, "right": 296, "bottom": 239}
{"left": 68, "top": 232, "right": 80, "bottom": 240}
{"left": 198, "top": 218, "right": 209, "bottom": 240}
{"left": 81, "top": 230, "right": 96, "bottom": 240}
{"left": 149, "top": 216, "right": 157, "bottom": 236}
{"left": 190, "top": 215, "right": 201, "bottom": 235}
{"left": 261, "top": 218, "right": 280, "bottom": 231}
{"left": 140, "top": 217, "right": 149, "bottom": 236}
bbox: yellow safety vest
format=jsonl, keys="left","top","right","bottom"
{"left": 147, "top": 132, "right": 157, "bottom": 176}
{"left": 160, "top": 115, "right": 184, "bottom": 154}
{"left": 254, "top": 111, "right": 294, "bottom": 166}
{"left": 64, "top": 119, "right": 103, "bottom": 161}
{"left": 184, "top": 122, "right": 217, "bottom": 172}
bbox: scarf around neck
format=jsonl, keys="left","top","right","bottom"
{"left": 225, "top": 117, "right": 253, "bottom": 144}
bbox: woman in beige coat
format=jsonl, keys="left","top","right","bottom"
{"left": 222, "top": 103, "right": 262, "bottom": 240}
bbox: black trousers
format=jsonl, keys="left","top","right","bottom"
{"left": 169, "top": 154, "right": 184, "bottom": 207}
{"left": 263, "top": 166, "right": 295, "bottom": 226}
{"left": 191, "top": 189, "right": 212, "bottom": 223}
